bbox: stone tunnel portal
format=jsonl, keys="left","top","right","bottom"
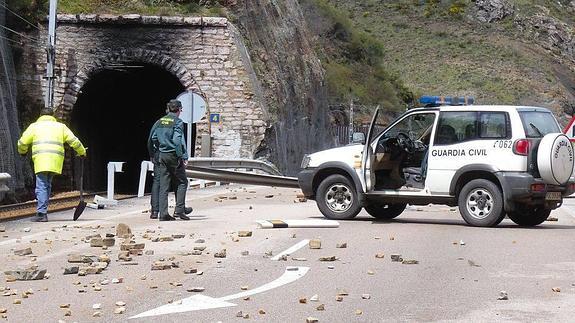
{"left": 70, "top": 62, "right": 193, "bottom": 194}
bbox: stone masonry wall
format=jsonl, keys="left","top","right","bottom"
{"left": 18, "top": 14, "right": 266, "bottom": 160}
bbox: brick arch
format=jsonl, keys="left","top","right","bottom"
{"left": 59, "top": 50, "right": 203, "bottom": 115}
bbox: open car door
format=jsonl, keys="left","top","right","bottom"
{"left": 361, "top": 108, "right": 386, "bottom": 192}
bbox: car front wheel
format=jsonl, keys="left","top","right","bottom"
{"left": 458, "top": 179, "right": 505, "bottom": 227}
{"left": 316, "top": 174, "right": 362, "bottom": 220}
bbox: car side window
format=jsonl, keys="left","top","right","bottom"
{"left": 383, "top": 113, "right": 436, "bottom": 143}
{"left": 434, "top": 112, "right": 476, "bottom": 145}
{"left": 479, "top": 112, "right": 509, "bottom": 139}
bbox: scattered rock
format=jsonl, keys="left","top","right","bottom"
{"left": 114, "top": 307, "right": 126, "bottom": 314}
{"left": 214, "top": 249, "right": 227, "bottom": 258}
{"left": 336, "top": 242, "right": 347, "bottom": 248}
{"left": 0, "top": 308, "right": 6, "bottom": 314}
{"left": 459, "top": 240, "right": 466, "bottom": 246}
{"left": 375, "top": 253, "right": 385, "bottom": 259}
{"left": 306, "top": 316, "right": 319, "bottom": 323}
{"left": 118, "top": 251, "right": 132, "bottom": 262}
{"left": 67, "top": 254, "right": 97, "bottom": 263}
{"left": 319, "top": 256, "right": 336, "bottom": 262}
{"left": 98, "top": 255, "right": 111, "bottom": 263}
{"left": 151, "top": 261, "right": 172, "bottom": 271}
{"left": 241, "top": 251, "right": 249, "bottom": 256}
{"left": 102, "top": 238, "right": 115, "bottom": 247}
{"left": 546, "top": 217, "right": 559, "bottom": 222}
{"left": 184, "top": 268, "right": 198, "bottom": 274}
{"left": 23, "top": 227, "right": 31, "bottom": 232}
{"left": 14, "top": 247, "right": 32, "bottom": 256}
{"left": 238, "top": 231, "right": 252, "bottom": 237}
{"left": 552, "top": 287, "right": 561, "bottom": 292}
{"left": 115, "top": 301, "right": 126, "bottom": 306}
{"left": 90, "top": 238, "right": 104, "bottom": 247}
{"left": 159, "top": 236, "right": 174, "bottom": 242}
{"left": 299, "top": 297, "right": 307, "bottom": 304}
{"left": 194, "top": 246, "right": 206, "bottom": 251}
{"left": 327, "top": 265, "right": 335, "bottom": 269}
{"left": 63, "top": 309, "right": 72, "bottom": 316}
{"left": 63, "top": 267, "right": 79, "bottom": 275}
{"left": 59, "top": 304, "right": 70, "bottom": 308}
{"left": 316, "top": 304, "right": 325, "bottom": 311}
{"left": 292, "top": 257, "right": 307, "bottom": 261}
{"left": 172, "top": 234, "right": 185, "bottom": 239}
{"left": 4, "top": 268, "right": 47, "bottom": 280}
{"left": 191, "top": 250, "right": 203, "bottom": 256}
{"left": 120, "top": 243, "right": 145, "bottom": 251}
{"left": 390, "top": 254, "right": 402, "bottom": 262}
{"left": 116, "top": 223, "right": 132, "bottom": 239}
{"left": 355, "top": 309, "right": 363, "bottom": 315}
{"left": 78, "top": 266, "right": 103, "bottom": 275}
{"left": 0, "top": 226, "right": 5, "bottom": 232}
{"left": 92, "top": 311, "right": 102, "bottom": 317}
{"left": 498, "top": 291, "right": 509, "bottom": 300}
{"left": 112, "top": 278, "right": 122, "bottom": 284}
{"left": 468, "top": 260, "right": 481, "bottom": 267}
{"left": 265, "top": 194, "right": 274, "bottom": 198}
{"left": 309, "top": 239, "right": 321, "bottom": 249}
{"left": 13, "top": 299, "right": 21, "bottom": 304}
{"left": 187, "top": 287, "right": 205, "bottom": 292}
{"left": 362, "top": 294, "right": 371, "bottom": 299}
{"left": 367, "top": 270, "right": 375, "bottom": 275}
{"left": 195, "top": 239, "right": 205, "bottom": 243}
{"left": 144, "top": 250, "right": 154, "bottom": 255}
{"left": 310, "top": 294, "right": 319, "bottom": 302}
{"left": 402, "top": 259, "right": 419, "bottom": 265}
{"left": 258, "top": 309, "right": 266, "bottom": 314}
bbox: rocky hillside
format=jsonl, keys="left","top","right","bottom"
{"left": 314, "top": 0, "right": 575, "bottom": 125}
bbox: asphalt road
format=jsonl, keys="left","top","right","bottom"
{"left": 0, "top": 185, "right": 574, "bottom": 322}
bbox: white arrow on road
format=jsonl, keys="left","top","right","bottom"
{"left": 130, "top": 266, "right": 310, "bottom": 319}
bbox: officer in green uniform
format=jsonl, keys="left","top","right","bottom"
{"left": 148, "top": 100, "right": 192, "bottom": 221}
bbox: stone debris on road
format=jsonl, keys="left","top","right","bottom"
{"left": 375, "top": 253, "right": 385, "bottom": 259}
{"left": 498, "top": 291, "right": 509, "bottom": 300}
{"left": 468, "top": 260, "right": 481, "bottom": 267}
{"left": 116, "top": 223, "right": 132, "bottom": 239}
{"left": 238, "top": 231, "right": 252, "bottom": 237}
{"left": 184, "top": 268, "right": 198, "bottom": 274}
{"left": 362, "top": 294, "right": 371, "bottom": 299}
{"left": 299, "top": 297, "right": 307, "bottom": 304}
{"left": 459, "top": 240, "right": 466, "bottom": 246}
{"left": 151, "top": 261, "right": 172, "bottom": 271}
{"left": 306, "top": 317, "right": 319, "bottom": 323}
{"left": 92, "top": 311, "right": 101, "bottom": 317}
{"left": 336, "top": 242, "right": 347, "bottom": 248}
{"left": 187, "top": 287, "right": 205, "bottom": 292}
{"left": 241, "top": 251, "right": 249, "bottom": 256}
{"left": 316, "top": 304, "right": 325, "bottom": 311}
{"left": 390, "top": 254, "right": 402, "bottom": 262}
{"left": 115, "top": 301, "right": 126, "bottom": 306}
{"left": 310, "top": 294, "right": 319, "bottom": 302}
{"left": 552, "top": 287, "right": 561, "bottom": 292}
{"left": 546, "top": 216, "right": 559, "bottom": 221}
{"left": 367, "top": 270, "right": 375, "bottom": 275}
{"left": 214, "top": 249, "right": 227, "bottom": 258}
{"left": 59, "top": 304, "right": 70, "bottom": 308}
{"left": 4, "top": 267, "right": 47, "bottom": 281}
{"left": 355, "top": 309, "right": 363, "bottom": 315}
{"left": 114, "top": 307, "right": 126, "bottom": 314}
{"left": 14, "top": 247, "right": 32, "bottom": 256}
{"left": 292, "top": 257, "right": 307, "bottom": 261}
{"left": 241, "top": 285, "right": 249, "bottom": 290}
{"left": 319, "top": 256, "right": 337, "bottom": 262}
{"left": 0, "top": 226, "right": 5, "bottom": 232}
{"left": 309, "top": 239, "right": 321, "bottom": 249}
{"left": 402, "top": 259, "right": 419, "bottom": 265}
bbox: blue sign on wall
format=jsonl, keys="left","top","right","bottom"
{"left": 210, "top": 113, "right": 221, "bottom": 123}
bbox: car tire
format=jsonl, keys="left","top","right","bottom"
{"left": 458, "top": 179, "right": 505, "bottom": 227}
{"left": 507, "top": 207, "right": 551, "bottom": 226}
{"left": 316, "top": 174, "right": 362, "bottom": 220}
{"left": 364, "top": 202, "right": 407, "bottom": 220}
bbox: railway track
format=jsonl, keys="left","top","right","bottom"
{"left": 0, "top": 192, "right": 136, "bottom": 221}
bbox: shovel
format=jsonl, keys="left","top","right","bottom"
{"left": 73, "top": 158, "right": 86, "bottom": 221}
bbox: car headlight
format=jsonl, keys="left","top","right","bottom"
{"left": 301, "top": 155, "right": 311, "bottom": 169}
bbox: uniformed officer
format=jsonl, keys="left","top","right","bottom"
{"left": 17, "top": 108, "right": 87, "bottom": 222}
{"left": 147, "top": 111, "right": 193, "bottom": 220}
{"left": 148, "top": 100, "right": 192, "bottom": 221}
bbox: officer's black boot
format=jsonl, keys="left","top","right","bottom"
{"left": 159, "top": 214, "right": 175, "bottom": 221}
{"left": 34, "top": 212, "right": 48, "bottom": 222}
{"left": 150, "top": 211, "right": 158, "bottom": 219}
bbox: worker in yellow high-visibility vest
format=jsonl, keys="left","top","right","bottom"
{"left": 17, "top": 108, "right": 86, "bottom": 222}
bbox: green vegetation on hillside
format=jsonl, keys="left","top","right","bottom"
{"left": 305, "top": 0, "right": 414, "bottom": 114}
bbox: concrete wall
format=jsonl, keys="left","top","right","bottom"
{"left": 18, "top": 14, "right": 266, "bottom": 159}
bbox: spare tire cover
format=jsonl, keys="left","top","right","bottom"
{"left": 537, "top": 133, "right": 574, "bottom": 185}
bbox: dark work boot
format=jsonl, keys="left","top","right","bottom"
{"left": 184, "top": 207, "right": 193, "bottom": 215}
{"left": 159, "top": 215, "right": 175, "bottom": 221}
{"left": 177, "top": 214, "right": 191, "bottom": 220}
{"left": 34, "top": 213, "right": 48, "bottom": 222}
{"left": 150, "top": 211, "right": 158, "bottom": 219}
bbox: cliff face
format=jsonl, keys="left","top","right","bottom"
{"left": 231, "top": 0, "right": 334, "bottom": 175}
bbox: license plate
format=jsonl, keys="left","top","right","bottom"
{"left": 545, "top": 192, "right": 561, "bottom": 201}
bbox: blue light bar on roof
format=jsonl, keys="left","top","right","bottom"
{"left": 419, "top": 96, "right": 474, "bottom": 107}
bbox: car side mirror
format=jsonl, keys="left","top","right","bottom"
{"left": 352, "top": 132, "right": 365, "bottom": 144}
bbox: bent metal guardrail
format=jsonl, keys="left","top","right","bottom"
{"left": 185, "top": 166, "right": 299, "bottom": 189}
{"left": 186, "top": 158, "right": 282, "bottom": 176}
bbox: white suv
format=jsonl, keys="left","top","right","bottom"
{"left": 298, "top": 105, "right": 575, "bottom": 227}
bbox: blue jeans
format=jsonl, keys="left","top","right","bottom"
{"left": 35, "top": 172, "right": 54, "bottom": 214}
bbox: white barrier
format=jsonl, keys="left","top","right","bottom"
{"left": 107, "top": 162, "right": 124, "bottom": 200}
{"left": 0, "top": 173, "right": 10, "bottom": 193}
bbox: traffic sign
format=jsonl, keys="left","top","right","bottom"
{"left": 563, "top": 116, "right": 575, "bottom": 142}
{"left": 209, "top": 113, "right": 221, "bottom": 123}
{"left": 176, "top": 91, "right": 207, "bottom": 124}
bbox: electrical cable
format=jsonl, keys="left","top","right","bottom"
{"left": 0, "top": 24, "right": 41, "bottom": 43}
{"left": 0, "top": 2, "right": 40, "bottom": 31}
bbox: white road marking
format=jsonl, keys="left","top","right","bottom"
{"left": 130, "top": 266, "right": 310, "bottom": 319}
{"left": 256, "top": 219, "right": 339, "bottom": 228}
{"left": 271, "top": 239, "right": 309, "bottom": 261}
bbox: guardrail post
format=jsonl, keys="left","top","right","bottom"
{"left": 137, "top": 161, "right": 154, "bottom": 197}
{"left": 107, "top": 162, "right": 125, "bottom": 200}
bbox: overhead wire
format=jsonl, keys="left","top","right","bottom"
{"left": 0, "top": 2, "right": 40, "bottom": 31}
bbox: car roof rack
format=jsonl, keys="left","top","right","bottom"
{"left": 419, "top": 96, "right": 475, "bottom": 107}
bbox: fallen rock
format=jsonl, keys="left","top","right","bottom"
{"left": 310, "top": 294, "right": 319, "bottom": 302}
{"left": 316, "top": 304, "right": 325, "bottom": 311}
{"left": 306, "top": 317, "right": 319, "bottom": 323}
{"left": 59, "top": 304, "right": 70, "bottom": 308}
{"left": 552, "top": 287, "right": 561, "bottom": 292}
{"left": 402, "top": 259, "right": 419, "bottom": 265}
{"left": 336, "top": 242, "right": 347, "bottom": 248}
{"left": 78, "top": 266, "right": 103, "bottom": 275}
{"left": 172, "top": 234, "right": 185, "bottom": 239}
{"left": 63, "top": 267, "right": 79, "bottom": 275}
{"left": 191, "top": 250, "right": 203, "bottom": 255}
{"left": 258, "top": 309, "right": 266, "bottom": 314}
{"left": 355, "top": 309, "right": 363, "bottom": 315}
{"left": 118, "top": 251, "right": 132, "bottom": 261}
{"left": 319, "top": 256, "right": 336, "bottom": 262}
{"left": 0, "top": 308, "right": 6, "bottom": 314}
{"left": 362, "top": 294, "right": 371, "bottom": 299}
{"left": 238, "top": 231, "right": 252, "bottom": 237}
{"left": 23, "top": 227, "right": 31, "bottom": 232}
{"left": 214, "top": 249, "right": 227, "bottom": 258}
{"left": 114, "top": 307, "right": 126, "bottom": 314}
{"left": 292, "top": 257, "right": 307, "bottom": 261}
{"left": 144, "top": 250, "right": 154, "bottom": 255}
{"left": 299, "top": 297, "right": 307, "bottom": 304}
{"left": 102, "top": 238, "right": 115, "bottom": 247}
{"left": 468, "top": 260, "right": 481, "bottom": 267}
{"left": 241, "top": 251, "right": 249, "bottom": 256}
{"left": 546, "top": 217, "right": 559, "bottom": 222}
{"left": 194, "top": 246, "right": 206, "bottom": 251}
{"left": 120, "top": 243, "right": 145, "bottom": 251}
{"left": 151, "top": 261, "right": 172, "bottom": 271}
{"left": 498, "top": 291, "right": 509, "bottom": 300}
{"left": 92, "top": 311, "right": 101, "bottom": 317}
{"left": 195, "top": 239, "right": 205, "bottom": 243}
{"left": 375, "top": 253, "right": 385, "bottom": 259}
{"left": 14, "top": 247, "right": 32, "bottom": 256}
{"left": 4, "top": 268, "right": 46, "bottom": 281}
{"left": 0, "top": 226, "right": 5, "bottom": 232}
{"left": 159, "top": 236, "right": 174, "bottom": 242}
{"left": 184, "top": 268, "right": 198, "bottom": 274}
{"left": 13, "top": 299, "right": 21, "bottom": 304}
{"left": 265, "top": 194, "right": 274, "bottom": 198}
{"left": 187, "top": 287, "right": 205, "bottom": 292}
{"left": 390, "top": 254, "right": 402, "bottom": 262}
{"left": 367, "top": 270, "right": 375, "bottom": 275}
{"left": 90, "top": 238, "right": 104, "bottom": 247}
{"left": 116, "top": 224, "right": 132, "bottom": 239}
{"left": 115, "top": 301, "right": 126, "bottom": 306}
{"left": 68, "top": 254, "right": 97, "bottom": 263}
{"left": 98, "top": 255, "right": 111, "bottom": 263}
{"left": 309, "top": 239, "right": 321, "bottom": 249}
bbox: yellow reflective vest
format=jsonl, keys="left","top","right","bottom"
{"left": 17, "top": 115, "right": 86, "bottom": 174}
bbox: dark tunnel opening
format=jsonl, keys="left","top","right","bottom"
{"left": 70, "top": 62, "right": 193, "bottom": 194}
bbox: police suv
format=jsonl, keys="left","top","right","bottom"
{"left": 298, "top": 97, "right": 575, "bottom": 227}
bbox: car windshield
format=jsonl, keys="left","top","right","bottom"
{"left": 518, "top": 111, "right": 560, "bottom": 138}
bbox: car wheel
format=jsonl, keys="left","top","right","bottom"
{"left": 316, "top": 174, "right": 361, "bottom": 220}
{"left": 507, "top": 207, "right": 551, "bottom": 226}
{"left": 364, "top": 202, "right": 407, "bottom": 220}
{"left": 458, "top": 179, "right": 505, "bottom": 227}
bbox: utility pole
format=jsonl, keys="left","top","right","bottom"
{"left": 44, "top": 0, "right": 57, "bottom": 110}
{"left": 348, "top": 97, "right": 354, "bottom": 144}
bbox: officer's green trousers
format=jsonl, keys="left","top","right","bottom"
{"left": 158, "top": 152, "right": 187, "bottom": 217}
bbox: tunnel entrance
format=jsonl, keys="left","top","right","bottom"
{"left": 70, "top": 62, "right": 192, "bottom": 194}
